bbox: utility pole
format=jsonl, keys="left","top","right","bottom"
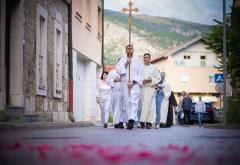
{"left": 223, "top": 0, "right": 228, "bottom": 127}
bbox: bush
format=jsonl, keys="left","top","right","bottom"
{"left": 227, "top": 97, "right": 240, "bottom": 124}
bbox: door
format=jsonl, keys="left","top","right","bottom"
{"left": 74, "top": 56, "right": 84, "bottom": 121}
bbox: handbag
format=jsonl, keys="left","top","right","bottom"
{"left": 180, "top": 111, "right": 184, "bottom": 119}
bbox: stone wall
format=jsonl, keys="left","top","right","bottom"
{"left": 23, "top": 0, "right": 69, "bottom": 121}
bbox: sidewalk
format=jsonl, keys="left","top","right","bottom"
{"left": 204, "top": 123, "right": 240, "bottom": 129}
{"left": 0, "top": 122, "right": 95, "bottom": 131}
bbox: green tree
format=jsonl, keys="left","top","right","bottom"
{"left": 203, "top": 19, "right": 231, "bottom": 75}
{"left": 204, "top": 0, "right": 240, "bottom": 80}
{"left": 204, "top": 0, "right": 240, "bottom": 123}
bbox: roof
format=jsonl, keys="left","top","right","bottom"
{"left": 104, "top": 65, "right": 115, "bottom": 72}
{"left": 151, "top": 36, "right": 204, "bottom": 63}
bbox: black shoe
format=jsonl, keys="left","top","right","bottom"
{"left": 114, "top": 124, "right": 119, "bottom": 128}
{"left": 146, "top": 122, "right": 152, "bottom": 129}
{"left": 161, "top": 124, "right": 167, "bottom": 128}
{"left": 140, "top": 122, "right": 145, "bottom": 129}
{"left": 119, "top": 122, "right": 124, "bottom": 129}
{"left": 127, "top": 120, "right": 134, "bottom": 129}
{"left": 103, "top": 123, "right": 108, "bottom": 128}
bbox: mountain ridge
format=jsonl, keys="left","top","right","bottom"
{"left": 104, "top": 9, "right": 210, "bottom": 65}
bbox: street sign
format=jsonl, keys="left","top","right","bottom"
{"left": 215, "top": 83, "right": 223, "bottom": 93}
{"left": 214, "top": 74, "right": 224, "bottom": 83}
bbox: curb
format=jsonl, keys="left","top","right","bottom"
{"left": 204, "top": 123, "right": 240, "bottom": 129}
{"left": 0, "top": 122, "right": 95, "bottom": 131}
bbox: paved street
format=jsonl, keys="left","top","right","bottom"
{"left": 0, "top": 125, "right": 240, "bottom": 165}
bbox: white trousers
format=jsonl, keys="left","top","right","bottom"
{"left": 111, "top": 89, "right": 124, "bottom": 124}
{"left": 99, "top": 100, "right": 111, "bottom": 124}
{"left": 122, "top": 82, "right": 141, "bottom": 121}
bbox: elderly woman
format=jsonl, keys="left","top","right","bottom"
{"left": 96, "top": 71, "right": 112, "bottom": 128}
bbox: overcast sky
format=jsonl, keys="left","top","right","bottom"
{"left": 104, "top": 0, "right": 233, "bottom": 25}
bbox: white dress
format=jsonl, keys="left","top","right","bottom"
{"left": 96, "top": 80, "right": 112, "bottom": 124}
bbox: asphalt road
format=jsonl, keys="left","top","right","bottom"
{"left": 0, "top": 125, "right": 240, "bottom": 165}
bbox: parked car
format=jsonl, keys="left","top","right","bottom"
{"left": 214, "top": 108, "right": 223, "bottom": 123}
{"left": 190, "top": 102, "right": 215, "bottom": 123}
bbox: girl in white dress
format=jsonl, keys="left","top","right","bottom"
{"left": 96, "top": 71, "right": 112, "bottom": 128}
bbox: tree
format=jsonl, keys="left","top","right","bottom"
{"left": 204, "top": 0, "right": 240, "bottom": 123}
{"left": 203, "top": 19, "right": 231, "bottom": 75}
{"left": 204, "top": 0, "right": 240, "bottom": 89}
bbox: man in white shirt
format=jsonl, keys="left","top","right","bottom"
{"left": 195, "top": 96, "right": 206, "bottom": 126}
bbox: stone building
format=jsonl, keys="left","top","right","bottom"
{"left": 0, "top": 0, "right": 70, "bottom": 122}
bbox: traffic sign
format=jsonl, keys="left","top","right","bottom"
{"left": 214, "top": 74, "right": 224, "bottom": 83}
{"left": 215, "top": 83, "right": 223, "bottom": 93}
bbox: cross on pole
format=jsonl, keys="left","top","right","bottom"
{"left": 122, "top": 1, "right": 139, "bottom": 45}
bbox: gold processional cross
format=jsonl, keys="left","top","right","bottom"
{"left": 122, "top": 1, "right": 139, "bottom": 92}
{"left": 122, "top": 1, "right": 139, "bottom": 45}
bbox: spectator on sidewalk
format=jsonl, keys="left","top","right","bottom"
{"left": 195, "top": 96, "right": 206, "bottom": 127}
{"left": 181, "top": 91, "right": 192, "bottom": 125}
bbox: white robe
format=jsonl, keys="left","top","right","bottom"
{"left": 106, "top": 69, "right": 124, "bottom": 124}
{"left": 160, "top": 81, "right": 171, "bottom": 124}
{"left": 116, "top": 56, "right": 144, "bottom": 122}
{"left": 140, "top": 64, "right": 160, "bottom": 124}
{"left": 96, "top": 80, "right": 112, "bottom": 124}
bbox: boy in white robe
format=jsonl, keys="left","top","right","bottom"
{"left": 107, "top": 68, "right": 125, "bottom": 129}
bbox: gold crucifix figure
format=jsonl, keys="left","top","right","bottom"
{"left": 122, "top": 1, "right": 139, "bottom": 45}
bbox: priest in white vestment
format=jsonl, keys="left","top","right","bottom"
{"left": 116, "top": 45, "right": 144, "bottom": 129}
{"left": 139, "top": 53, "right": 161, "bottom": 129}
{"left": 159, "top": 72, "right": 172, "bottom": 127}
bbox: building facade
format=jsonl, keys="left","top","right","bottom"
{"left": 71, "top": 0, "right": 103, "bottom": 122}
{"left": 0, "top": 0, "right": 70, "bottom": 121}
{"left": 152, "top": 37, "right": 222, "bottom": 107}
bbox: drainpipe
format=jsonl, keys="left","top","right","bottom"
{"left": 67, "top": 1, "right": 75, "bottom": 122}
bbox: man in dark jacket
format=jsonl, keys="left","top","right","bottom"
{"left": 181, "top": 92, "right": 192, "bottom": 125}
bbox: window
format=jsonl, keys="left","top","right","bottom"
{"left": 184, "top": 55, "right": 191, "bottom": 59}
{"left": 36, "top": 4, "right": 48, "bottom": 96}
{"left": 54, "top": 13, "right": 63, "bottom": 98}
{"left": 181, "top": 74, "right": 189, "bottom": 83}
{"left": 209, "top": 75, "right": 214, "bottom": 84}
{"left": 85, "top": 0, "right": 92, "bottom": 30}
{"left": 75, "top": 0, "right": 83, "bottom": 22}
{"left": 97, "top": 6, "right": 102, "bottom": 40}
{"left": 200, "top": 55, "right": 206, "bottom": 67}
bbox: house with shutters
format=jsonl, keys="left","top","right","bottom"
{"left": 151, "top": 37, "right": 223, "bottom": 107}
